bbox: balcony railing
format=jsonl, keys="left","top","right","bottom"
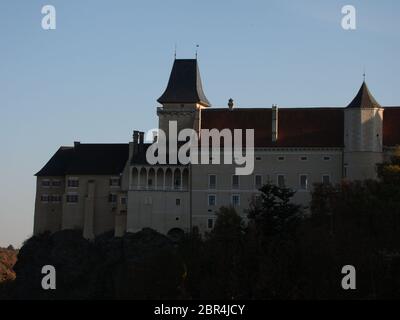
{"left": 129, "top": 185, "right": 189, "bottom": 192}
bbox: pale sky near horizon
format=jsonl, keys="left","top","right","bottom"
{"left": 0, "top": 0, "right": 399, "bottom": 247}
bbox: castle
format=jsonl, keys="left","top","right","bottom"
{"left": 34, "top": 59, "right": 400, "bottom": 239}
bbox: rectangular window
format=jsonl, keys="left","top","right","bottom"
{"left": 51, "top": 194, "right": 62, "bottom": 203}
{"left": 232, "top": 175, "right": 240, "bottom": 189}
{"left": 322, "top": 175, "right": 331, "bottom": 185}
{"left": 176, "top": 198, "right": 181, "bottom": 206}
{"left": 300, "top": 156, "right": 308, "bottom": 161}
{"left": 109, "top": 194, "right": 117, "bottom": 203}
{"left": 41, "top": 194, "right": 49, "bottom": 203}
{"left": 52, "top": 180, "right": 62, "bottom": 187}
{"left": 207, "top": 218, "right": 214, "bottom": 229}
{"left": 344, "top": 166, "right": 348, "bottom": 178}
{"left": 67, "top": 178, "right": 79, "bottom": 188}
{"left": 300, "top": 175, "right": 308, "bottom": 190}
{"left": 208, "top": 175, "right": 216, "bottom": 189}
{"left": 278, "top": 156, "right": 285, "bottom": 161}
{"left": 232, "top": 194, "right": 240, "bottom": 207}
{"left": 42, "top": 180, "right": 50, "bottom": 188}
{"left": 66, "top": 194, "right": 78, "bottom": 203}
{"left": 120, "top": 197, "right": 127, "bottom": 205}
{"left": 255, "top": 175, "right": 263, "bottom": 189}
{"left": 208, "top": 194, "right": 216, "bottom": 207}
{"left": 323, "top": 156, "right": 331, "bottom": 161}
{"left": 256, "top": 156, "right": 262, "bottom": 161}
{"left": 277, "top": 175, "right": 286, "bottom": 188}
{"left": 110, "top": 177, "right": 121, "bottom": 187}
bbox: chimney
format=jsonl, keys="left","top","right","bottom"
{"left": 133, "top": 130, "right": 139, "bottom": 143}
{"left": 272, "top": 105, "right": 278, "bottom": 142}
{"left": 139, "top": 132, "right": 145, "bottom": 144}
{"left": 132, "top": 130, "right": 139, "bottom": 155}
{"left": 228, "top": 98, "right": 234, "bottom": 110}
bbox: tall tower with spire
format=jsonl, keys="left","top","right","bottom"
{"left": 344, "top": 81, "right": 384, "bottom": 180}
{"left": 157, "top": 59, "right": 211, "bottom": 139}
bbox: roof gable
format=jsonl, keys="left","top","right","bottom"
{"left": 35, "top": 147, "right": 74, "bottom": 176}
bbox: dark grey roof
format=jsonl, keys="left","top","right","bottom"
{"left": 347, "top": 81, "right": 382, "bottom": 109}
{"left": 35, "top": 147, "right": 74, "bottom": 177}
{"left": 36, "top": 143, "right": 129, "bottom": 176}
{"left": 130, "top": 144, "right": 151, "bottom": 165}
{"left": 157, "top": 59, "right": 211, "bottom": 107}
{"left": 130, "top": 143, "right": 188, "bottom": 166}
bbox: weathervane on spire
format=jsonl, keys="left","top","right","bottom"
{"left": 174, "top": 43, "right": 177, "bottom": 60}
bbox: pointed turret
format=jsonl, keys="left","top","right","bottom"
{"left": 344, "top": 81, "right": 384, "bottom": 181}
{"left": 157, "top": 59, "right": 211, "bottom": 107}
{"left": 347, "top": 81, "right": 381, "bottom": 109}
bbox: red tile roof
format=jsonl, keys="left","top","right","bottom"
{"left": 383, "top": 107, "right": 400, "bottom": 147}
{"left": 202, "top": 107, "right": 400, "bottom": 148}
{"left": 202, "top": 108, "right": 344, "bottom": 148}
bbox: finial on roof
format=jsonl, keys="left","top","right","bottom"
{"left": 174, "top": 43, "right": 177, "bottom": 60}
{"left": 195, "top": 44, "right": 199, "bottom": 59}
{"left": 228, "top": 98, "right": 234, "bottom": 110}
{"left": 363, "top": 66, "right": 366, "bottom": 82}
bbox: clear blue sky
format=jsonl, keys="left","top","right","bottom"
{"left": 0, "top": 0, "right": 399, "bottom": 247}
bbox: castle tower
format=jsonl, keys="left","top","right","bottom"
{"left": 344, "top": 81, "right": 384, "bottom": 180}
{"left": 157, "top": 59, "right": 211, "bottom": 138}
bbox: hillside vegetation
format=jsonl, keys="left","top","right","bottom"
{"left": 0, "top": 246, "right": 17, "bottom": 283}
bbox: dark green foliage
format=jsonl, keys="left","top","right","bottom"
{"left": 377, "top": 146, "right": 400, "bottom": 185}
{"left": 249, "top": 184, "right": 302, "bottom": 236}
{"left": 3, "top": 229, "right": 184, "bottom": 300}
{"left": 247, "top": 184, "right": 303, "bottom": 299}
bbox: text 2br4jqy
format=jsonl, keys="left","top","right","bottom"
{"left": 154, "top": 304, "right": 246, "bottom": 318}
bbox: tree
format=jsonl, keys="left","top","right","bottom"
{"left": 201, "top": 206, "right": 247, "bottom": 299}
{"left": 248, "top": 184, "right": 302, "bottom": 240}
{"left": 377, "top": 146, "right": 400, "bottom": 184}
{"left": 208, "top": 206, "right": 245, "bottom": 241}
{"left": 247, "top": 184, "right": 304, "bottom": 299}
